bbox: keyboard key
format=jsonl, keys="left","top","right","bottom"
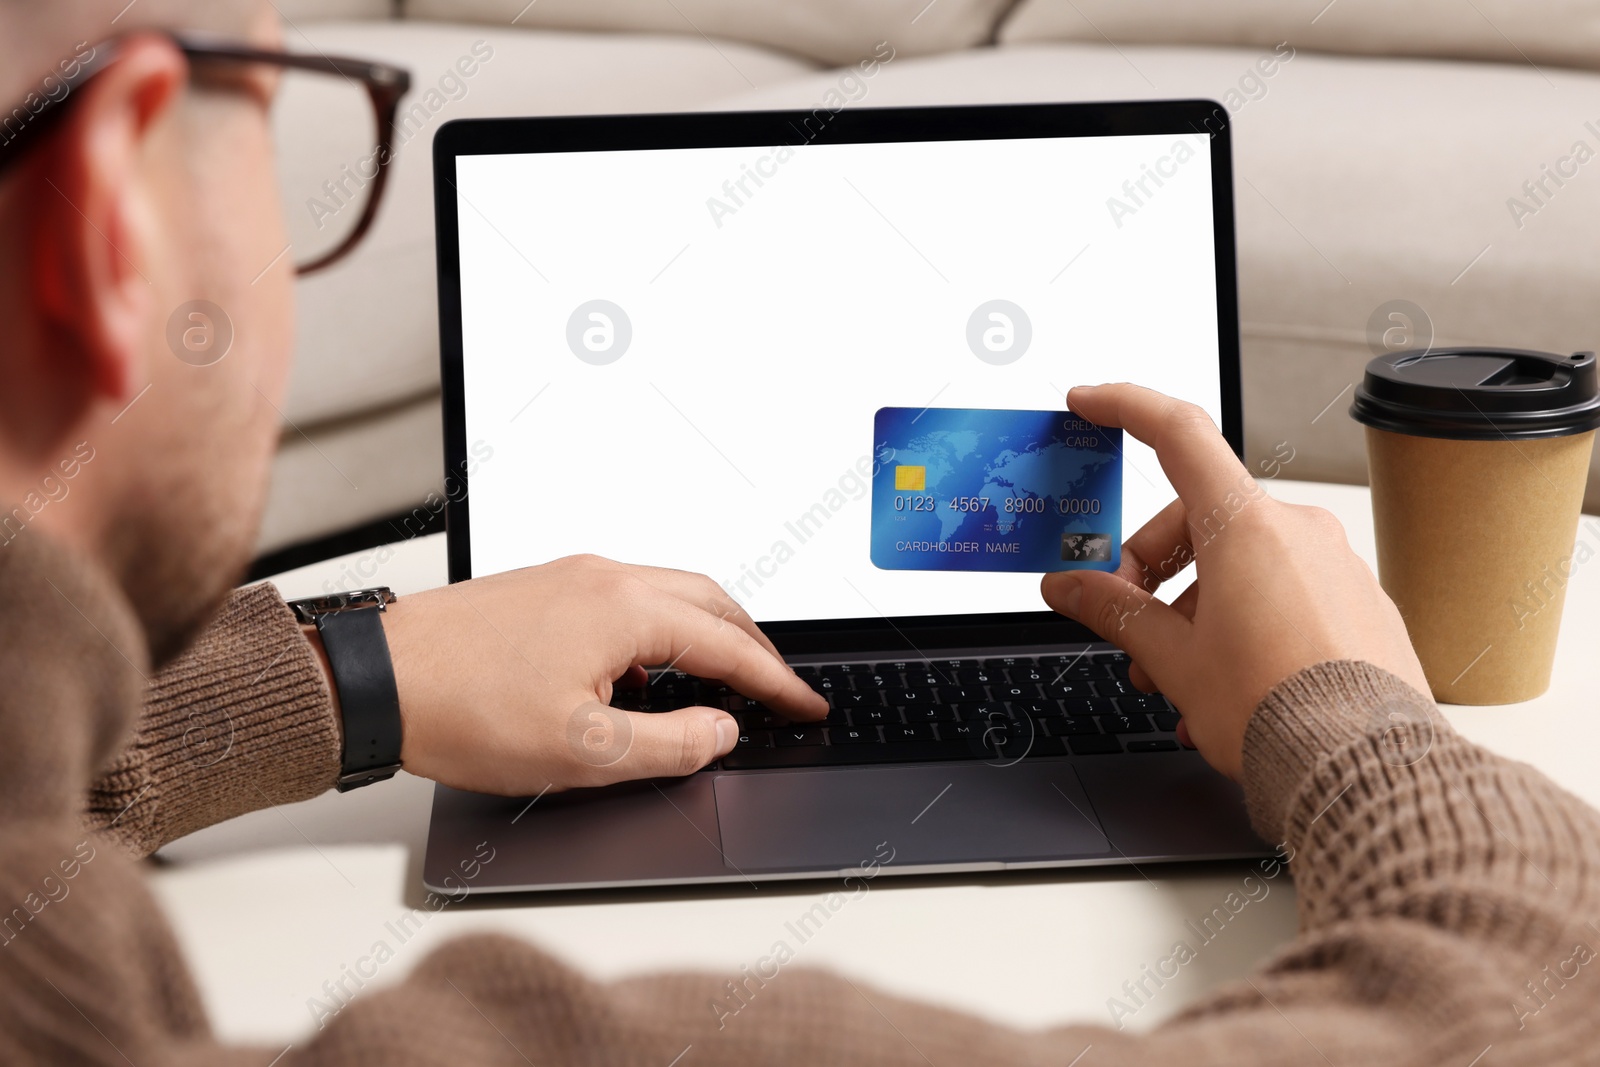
{"left": 1005, "top": 665, "right": 1048, "bottom": 684}
{"left": 904, "top": 670, "right": 945, "bottom": 688}
{"left": 932, "top": 658, "right": 979, "bottom": 672}
{"left": 1127, "top": 740, "right": 1180, "bottom": 753}
{"left": 737, "top": 730, "right": 774, "bottom": 749}
{"left": 1117, "top": 694, "right": 1172, "bottom": 713}
{"left": 1062, "top": 697, "right": 1116, "bottom": 718}
{"left": 933, "top": 685, "right": 988, "bottom": 704}
{"left": 888, "top": 689, "right": 931, "bottom": 705}
{"left": 982, "top": 656, "right": 1036, "bottom": 671}
{"left": 1094, "top": 677, "right": 1138, "bottom": 698}
{"left": 828, "top": 726, "right": 882, "bottom": 745}
{"left": 973, "top": 725, "right": 1033, "bottom": 760}
{"left": 734, "top": 711, "right": 785, "bottom": 731}
{"left": 1152, "top": 712, "right": 1181, "bottom": 732}
{"left": 966, "top": 725, "right": 1067, "bottom": 761}
{"left": 960, "top": 702, "right": 1016, "bottom": 723}
{"left": 849, "top": 707, "right": 898, "bottom": 727}
{"left": 1045, "top": 652, "right": 1124, "bottom": 680}
{"left": 856, "top": 673, "right": 897, "bottom": 690}
{"left": 993, "top": 683, "right": 1043, "bottom": 701}
{"left": 775, "top": 727, "right": 827, "bottom": 746}
{"left": 1098, "top": 714, "right": 1154, "bottom": 735}
{"left": 790, "top": 665, "right": 819, "bottom": 676}
{"left": 955, "top": 668, "right": 1001, "bottom": 686}
{"left": 901, "top": 705, "right": 959, "bottom": 724}
{"left": 1039, "top": 653, "right": 1098, "bottom": 674}
{"left": 829, "top": 691, "right": 882, "bottom": 709}
{"left": 886, "top": 723, "right": 936, "bottom": 742}
{"left": 1048, "top": 717, "right": 1101, "bottom": 736}
{"left": 1041, "top": 680, "right": 1095, "bottom": 700}
{"left": 1009, "top": 700, "right": 1054, "bottom": 718}
{"left": 632, "top": 697, "right": 688, "bottom": 714}
{"left": 1068, "top": 734, "right": 1122, "bottom": 755}
{"left": 721, "top": 740, "right": 969, "bottom": 769}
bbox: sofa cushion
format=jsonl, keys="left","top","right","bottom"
{"left": 999, "top": 0, "right": 1600, "bottom": 73}
{"left": 711, "top": 43, "right": 1600, "bottom": 508}
{"left": 402, "top": 0, "right": 1009, "bottom": 66}
{"left": 280, "top": 21, "right": 813, "bottom": 430}
{"left": 259, "top": 396, "right": 442, "bottom": 553}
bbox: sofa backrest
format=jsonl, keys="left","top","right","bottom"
{"left": 1000, "top": 0, "right": 1600, "bottom": 72}
{"left": 275, "top": 0, "right": 395, "bottom": 21}
{"left": 270, "top": 0, "right": 1600, "bottom": 73}
{"left": 399, "top": 0, "right": 1014, "bottom": 66}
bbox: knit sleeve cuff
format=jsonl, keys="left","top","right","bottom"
{"left": 88, "top": 582, "right": 341, "bottom": 856}
{"left": 1240, "top": 660, "right": 1446, "bottom": 849}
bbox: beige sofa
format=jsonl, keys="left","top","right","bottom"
{"left": 263, "top": 0, "right": 1600, "bottom": 556}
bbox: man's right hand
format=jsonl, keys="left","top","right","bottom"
{"left": 1040, "top": 383, "right": 1428, "bottom": 780}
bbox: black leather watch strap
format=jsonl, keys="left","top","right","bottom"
{"left": 314, "top": 607, "right": 403, "bottom": 792}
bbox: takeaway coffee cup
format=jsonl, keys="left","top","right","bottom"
{"left": 1350, "top": 347, "right": 1600, "bottom": 704}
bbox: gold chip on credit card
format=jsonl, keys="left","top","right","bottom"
{"left": 894, "top": 465, "right": 926, "bottom": 491}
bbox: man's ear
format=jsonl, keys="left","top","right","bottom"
{"left": 29, "top": 34, "right": 187, "bottom": 419}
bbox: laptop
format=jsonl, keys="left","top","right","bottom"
{"left": 422, "top": 99, "right": 1268, "bottom": 894}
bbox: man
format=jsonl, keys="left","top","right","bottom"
{"left": 1, "top": 1, "right": 1597, "bottom": 1064}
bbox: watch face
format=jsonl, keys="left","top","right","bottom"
{"left": 289, "top": 587, "right": 395, "bottom": 623}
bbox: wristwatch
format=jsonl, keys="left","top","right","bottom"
{"left": 287, "top": 588, "right": 403, "bottom": 792}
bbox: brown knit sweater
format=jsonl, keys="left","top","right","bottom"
{"left": 3, "top": 531, "right": 1599, "bottom": 1065}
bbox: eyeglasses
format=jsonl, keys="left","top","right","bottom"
{"left": 0, "top": 33, "right": 412, "bottom": 276}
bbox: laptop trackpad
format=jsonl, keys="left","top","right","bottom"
{"left": 713, "top": 763, "right": 1109, "bottom": 872}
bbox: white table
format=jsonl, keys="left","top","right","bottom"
{"left": 150, "top": 479, "right": 1600, "bottom": 1046}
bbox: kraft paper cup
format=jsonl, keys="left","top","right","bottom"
{"left": 1352, "top": 347, "right": 1600, "bottom": 704}
{"left": 1364, "top": 425, "right": 1594, "bottom": 704}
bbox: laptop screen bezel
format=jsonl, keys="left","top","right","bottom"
{"left": 433, "top": 100, "right": 1242, "bottom": 654}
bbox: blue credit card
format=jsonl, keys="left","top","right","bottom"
{"left": 870, "top": 407, "right": 1122, "bottom": 573}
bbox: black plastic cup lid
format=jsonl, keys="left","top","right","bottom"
{"left": 1350, "top": 347, "right": 1600, "bottom": 441}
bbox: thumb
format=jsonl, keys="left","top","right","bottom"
{"left": 1041, "top": 570, "right": 1189, "bottom": 671}
{"left": 566, "top": 700, "right": 737, "bottom": 784}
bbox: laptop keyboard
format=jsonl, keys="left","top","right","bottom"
{"left": 611, "top": 651, "right": 1187, "bottom": 770}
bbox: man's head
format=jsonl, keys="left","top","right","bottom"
{"left": 0, "top": 0, "right": 293, "bottom": 664}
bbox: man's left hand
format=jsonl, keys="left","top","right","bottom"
{"left": 343, "top": 555, "right": 824, "bottom": 796}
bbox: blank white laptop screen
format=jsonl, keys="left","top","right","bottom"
{"left": 454, "top": 130, "right": 1220, "bottom": 622}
